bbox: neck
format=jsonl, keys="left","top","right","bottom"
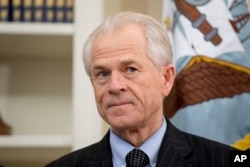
{"left": 112, "top": 116, "right": 163, "bottom": 147}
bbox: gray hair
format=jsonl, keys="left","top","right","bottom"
{"left": 83, "top": 11, "right": 173, "bottom": 76}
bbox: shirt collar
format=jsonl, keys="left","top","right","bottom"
{"left": 110, "top": 117, "right": 167, "bottom": 167}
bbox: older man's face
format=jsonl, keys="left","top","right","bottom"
{"left": 90, "top": 24, "right": 173, "bottom": 133}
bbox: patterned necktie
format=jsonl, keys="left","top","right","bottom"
{"left": 125, "top": 148, "right": 150, "bottom": 167}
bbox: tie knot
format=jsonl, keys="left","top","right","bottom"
{"left": 125, "top": 148, "right": 150, "bottom": 167}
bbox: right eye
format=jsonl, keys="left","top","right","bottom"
{"left": 97, "top": 71, "right": 110, "bottom": 78}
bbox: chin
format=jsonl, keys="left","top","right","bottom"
{"left": 110, "top": 118, "right": 141, "bottom": 131}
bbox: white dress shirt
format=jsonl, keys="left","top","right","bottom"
{"left": 110, "top": 117, "right": 167, "bottom": 167}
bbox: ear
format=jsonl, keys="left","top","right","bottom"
{"left": 161, "top": 64, "right": 175, "bottom": 97}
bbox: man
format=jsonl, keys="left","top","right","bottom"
{"left": 46, "top": 12, "right": 235, "bottom": 167}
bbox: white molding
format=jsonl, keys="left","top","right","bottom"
{"left": 0, "top": 135, "right": 72, "bottom": 148}
{"left": 72, "top": 0, "right": 104, "bottom": 150}
{"left": 0, "top": 23, "right": 74, "bottom": 35}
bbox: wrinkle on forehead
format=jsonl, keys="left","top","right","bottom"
{"left": 91, "top": 24, "right": 146, "bottom": 59}
{"left": 92, "top": 44, "right": 142, "bottom": 60}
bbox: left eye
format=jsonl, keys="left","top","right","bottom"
{"left": 127, "top": 67, "right": 137, "bottom": 73}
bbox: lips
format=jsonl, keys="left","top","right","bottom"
{"left": 108, "top": 102, "right": 131, "bottom": 108}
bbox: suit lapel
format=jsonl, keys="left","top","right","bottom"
{"left": 80, "top": 131, "right": 113, "bottom": 167}
{"left": 156, "top": 120, "right": 193, "bottom": 167}
{"left": 79, "top": 120, "right": 194, "bottom": 167}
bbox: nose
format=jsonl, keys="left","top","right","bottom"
{"left": 108, "top": 72, "right": 127, "bottom": 94}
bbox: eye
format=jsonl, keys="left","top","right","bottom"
{"left": 99, "top": 71, "right": 110, "bottom": 77}
{"left": 127, "top": 67, "right": 137, "bottom": 73}
{"left": 96, "top": 71, "right": 110, "bottom": 78}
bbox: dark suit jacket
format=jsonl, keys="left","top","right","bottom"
{"left": 45, "top": 119, "right": 235, "bottom": 167}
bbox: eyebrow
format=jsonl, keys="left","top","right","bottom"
{"left": 91, "top": 64, "right": 109, "bottom": 73}
{"left": 91, "top": 58, "right": 142, "bottom": 72}
{"left": 120, "top": 59, "right": 139, "bottom": 67}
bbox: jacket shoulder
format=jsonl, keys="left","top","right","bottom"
{"left": 180, "top": 128, "right": 236, "bottom": 166}
{"left": 45, "top": 132, "right": 111, "bottom": 167}
{"left": 163, "top": 120, "right": 236, "bottom": 167}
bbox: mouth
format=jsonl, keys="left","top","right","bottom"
{"left": 108, "top": 102, "right": 131, "bottom": 108}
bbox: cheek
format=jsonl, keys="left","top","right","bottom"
{"left": 143, "top": 74, "right": 162, "bottom": 93}
{"left": 94, "top": 90, "right": 108, "bottom": 121}
{"left": 143, "top": 77, "right": 163, "bottom": 107}
{"left": 93, "top": 86, "right": 106, "bottom": 108}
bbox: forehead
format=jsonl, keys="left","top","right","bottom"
{"left": 89, "top": 24, "right": 155, "bottom": 71}
{"left": 92, "top": 24, "right": 146, "bottom": 59}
